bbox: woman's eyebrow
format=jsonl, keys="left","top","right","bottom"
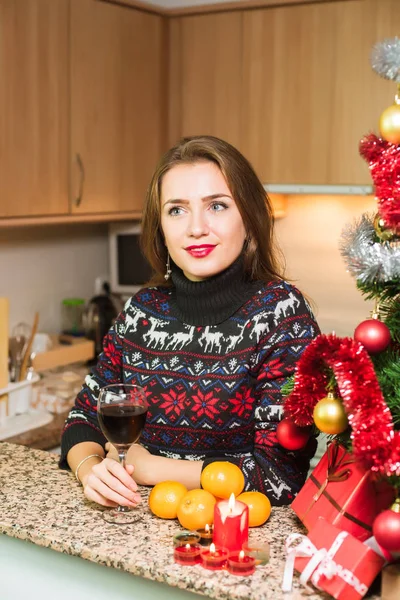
{"left": 163, "top": 193, "right": 232, "bottom": 207}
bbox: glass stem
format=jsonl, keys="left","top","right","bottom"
{"left": 116, "top": 448, "right": 129, "bottom": 513}
{"left": 118, "top": 449, "right": 126, "bottom": 470}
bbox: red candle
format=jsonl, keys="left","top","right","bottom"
{"left": 213, "top": 493, "right": 249, "bottom": 552}
{"left": 227, "top": 550, "right": 256, "bottom": 576}
{"left": 200, "top": 543, "right": 229, "bottom": 570}
{"left": 174, "top": 543, "right": 201, "bottom": 565}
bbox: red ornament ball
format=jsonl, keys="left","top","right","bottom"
{"left": 373, "top": 508, "right": 400, "bottom": 552}
{"left": 354, "top": 319, "right": 391, "bottom": 354}
{"left": 276, "top": 418, "right": 311, "bottom": 451}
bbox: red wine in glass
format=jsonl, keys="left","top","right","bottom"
{"left": 97, "top": 384, "right": 148, "bottom": 524}
{"left": 98, "top": 404, "right": 148, "bottom": 447}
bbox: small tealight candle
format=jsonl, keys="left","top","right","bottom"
{"left": 200, "top": 543, "right": 229, "bottom": 571}
{"left": 227, "top": 550, "right": 256, "bottom": 576}
{"left": 196, "top": 524, "right": 214, "bottom": 547}
{"left": 174, "top": 543, "right": 202, "bottom": 566}
{"left": 173, "top": 531, "right": 201, "bottom": 547}
{"left": 242, "top": 542, "right": 270, "bottom": 565}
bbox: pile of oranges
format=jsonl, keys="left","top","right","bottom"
{"left": 148, "top": 461, "right": 271, "bottom": 530}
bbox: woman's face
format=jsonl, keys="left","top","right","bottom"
{"left": 160, "top": 161, "right": 247, "bottom": 282}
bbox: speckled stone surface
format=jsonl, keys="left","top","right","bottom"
{"left": 0, "top": 442, "right": 381, "bottom": 600}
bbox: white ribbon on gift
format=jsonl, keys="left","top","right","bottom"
{"left": 282, "top": 531, "right": 368, "bottom": 596}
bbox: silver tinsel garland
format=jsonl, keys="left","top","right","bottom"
{"left": 340, "top": 213, "right": 400, "bottom": 284}
{"left": 370, "top": 37, "right": 400, "bottom": 83}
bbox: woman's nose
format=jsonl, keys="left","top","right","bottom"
{"left": 187, "top": 210, "right": 209, "bottom": 237}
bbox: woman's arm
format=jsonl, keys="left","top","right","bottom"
{"left": 60, "top": 305, "right": 128, "bottom": 469}
{"left": 202, "top": 293, "right": 320, "bottom": 505}
{"left": 60, "top": 302, "right": 142, "bottom": 507}
{"left": 107, "top": 443, "right": 203, "bottom": 489}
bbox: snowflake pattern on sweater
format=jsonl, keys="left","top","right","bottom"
{"left": 60, "top": 280, "right": 319, "bottom": 505}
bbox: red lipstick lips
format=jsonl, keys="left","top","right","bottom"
{"left": 185, "top": 244, "right": 216, "bottom": 258}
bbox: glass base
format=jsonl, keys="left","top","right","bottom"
{"left": 102, "top": 506, "right": 142, "bottom": 525}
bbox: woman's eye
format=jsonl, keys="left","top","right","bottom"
{"left": 168, "top": 206, "right": 183, "bottom": 216}
{"left": 210, "top": 202, "right": 228, "bottom": 212}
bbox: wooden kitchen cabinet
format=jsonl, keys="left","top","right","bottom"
{"left": 0, "top": 0, "right": 70, "bottom": 218}
{"left": 242, "top": 0, "right": 400, "bottom": 185}
{"left": 168, "top": 12, "right": 244, "bottom": 151}
{"left": 241, "top": 2, "right": 338, "bottom": 185}
{"left": 70, "top": 0, "right": 165, "bottom": 214}
{"left": 169, "top": 0, "right": 399, "bottom": 187}
{"left": 328, "top": 0, "right": 400, "bottom": 185}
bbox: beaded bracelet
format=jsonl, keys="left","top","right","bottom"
{"left": 75, "top": 454, "right": 104, "bottom": 484}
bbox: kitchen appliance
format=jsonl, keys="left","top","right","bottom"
{"left": 109, "top": 222, "right": 153, "bottom": 296}
{"left": 83, "top": 285, "right": 120, "bottom": 359}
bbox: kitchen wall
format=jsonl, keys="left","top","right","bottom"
{"left": 1, "top": 194, "right": 378, "bottom": 337}
{"left": 0, "top": 225, "right": 109, "bottom": 334}
{"left": 275, "top": 194, "right": 378, "bottom": 336}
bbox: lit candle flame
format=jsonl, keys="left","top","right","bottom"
{"left": 185, "top": 543, "right": 190, "bottom": 550}
{"left": 205, "top": 524, "right": 210, "bottom": 533}
{"left": 228, "top": 492, "right": 235, "bottom": 513}
{"left": 210, "top": 543, "right": 216, "bottom": 554}
{"left": 239, "top": 550, "right": 245, "bottom": 561}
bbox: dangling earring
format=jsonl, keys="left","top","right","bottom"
{"left": 165, "top": 253, "right": 172, "bottom": 280}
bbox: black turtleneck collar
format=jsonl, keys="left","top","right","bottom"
{"left": 169, "top": 255, "right": 261, "bottom": 326}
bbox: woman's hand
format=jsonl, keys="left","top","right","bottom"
{"left": 106, "top": 442, "right": 154, "bottom": 486}
{"left": 81, "top": 457, "right": 142, "bottom": 508}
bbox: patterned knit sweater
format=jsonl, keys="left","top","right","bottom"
{"left": 60, "top": 259, "right": 320, "bottom": 506}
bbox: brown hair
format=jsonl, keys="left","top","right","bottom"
{"left": 140, "top": 135, "right": 285, "bottom": 286}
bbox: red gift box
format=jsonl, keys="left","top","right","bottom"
{"left": 282, "top": 517, "right": 385, "bottom": 600}
{"left": 291, "top": 442, "right": 394, "bottom": 541}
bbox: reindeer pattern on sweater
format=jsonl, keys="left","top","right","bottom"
{"left": 61, "top": 280, "right": 319, "bottom": 505}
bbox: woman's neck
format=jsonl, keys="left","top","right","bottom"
{"left": 169, "top": 255, "right": 259, "bottom": 326}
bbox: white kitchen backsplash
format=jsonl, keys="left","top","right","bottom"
{"left": 0, "top": 224, "right": 109, "bottom": 334}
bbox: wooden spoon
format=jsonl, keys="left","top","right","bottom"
{"left": 19, "top": 312, "right": 39, "bottom": 381}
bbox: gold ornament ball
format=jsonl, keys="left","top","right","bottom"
{"left": 379, "top": 104, "right": 400, "bottom": 145}
{"left": 373, "top": 213, "right": 397, "bottom": 242}
{"left": 313, "top": 395, "right": 348, "bottom": 435}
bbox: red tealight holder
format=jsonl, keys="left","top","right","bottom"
{"left": 174, "top": 543, "right": 201, "bottom": 566}
{"left": 200, "top": 543, "right": 229, "bottom": 571}
{"left": 227, "top": 550, "right": 256, "bottom": 576}
{"left": 196, "top": 524, "right": 214, "bottom": 547}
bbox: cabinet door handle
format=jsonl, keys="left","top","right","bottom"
{"left": 74, "top": 153, "right": 85, "bottom": 207}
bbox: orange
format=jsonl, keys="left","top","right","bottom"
{"left": 148, "top": 481, "right": 188, "bottom": 519}
{"left": 237, "top": 491, "right": 271, "bottom": 527}
{"left": 200, "top": 461, "right": 245, "bottom": 499}
{"left": 177, "top": 489, "right": 216, "bottom": 530}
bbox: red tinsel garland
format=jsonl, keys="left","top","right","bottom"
{"left": 359, "top": 133, "right": 400, "bottom": 230}
{"left": 284, "top": 333, "right": 400, "bottom": 477}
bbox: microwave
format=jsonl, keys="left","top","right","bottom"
{"left": 109, "top": 222, "right": 153, "bottom": 296}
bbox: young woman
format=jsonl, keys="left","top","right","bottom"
{"left": 60, "top": 135, "right": 320, "bottom": 508}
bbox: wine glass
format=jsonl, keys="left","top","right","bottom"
{"left": 97, "top": 383, "right": 148, "bottom": 524}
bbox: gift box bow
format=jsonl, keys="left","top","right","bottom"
{"left": 282, "top": 531, "right": 368, "bottom": 597}
{"left": 310, "top": 441, "right": 354, "bottom": 504}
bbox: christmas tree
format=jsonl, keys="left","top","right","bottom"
{"left": 281, "top": 38, "right": 400, "bottom": 555}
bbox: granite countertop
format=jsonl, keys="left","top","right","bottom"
{"left": 3, "top": 409, "right": 69, "bottom": 450}
{"left": 0, "top": 443, "right": 380, "bottom": 600}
